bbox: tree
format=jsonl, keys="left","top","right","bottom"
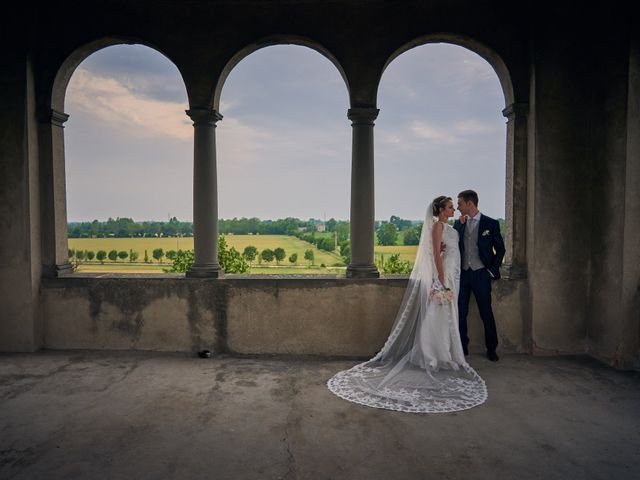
{"left": 153, "top": 248, "right": 164, "bottom": 263}
{"left": 164, "top": 236, "right": 249, "bottom": 274}
{"left": 129, "top": 250, "right": 139, "bottom": 262}
{"left": 261, "top": 248, "right": 274, "bottom": 264}
{"left": 118, "top": 250, "right": 128, "bottom": 261}
{"left": 86, "top": 250, "right": 95, "bottom": 261}
{"left": 76, "top": 250, "right": 85, "bottom": 261}
{"left": 166, "top": 250, "right": 177, "bottom": 261}
{"left": 68, "top": 248, "right": 75, "bottom": 259}
{"left": 317, "top": 237, "right": 335, "bottom": 252}
{"left": 289, "top": 253, "right": 298, "bottom": 265}
{"left": 403, "top": 225, "right": 421, "bottom": 246}
{"left": 144, "top": 250, "right": 150, "bottom": 263}
{"left": 108, "top": 250, "right": 118, "bottom": 262}
{"left": 390, "top": 215, "right": 412, "bottom": 230}
{"left": 243, "top": 245, "right": 258, "bottom": 265}
{"left": 217, "top": 236, "right": 250, "bottom": 273}
{"left": 376, "top": 222, "right": 398, "bottom": 246}
{"left": 274, "top": 247, "right": 286, "bottom": 265}
{"left": 381, "top": 253, "right": 412, "bottom": 274}
{"left": 164, "top": 249, "right": 194, "bottom": 273}
{"left": 304, "top": 249, "right": 315, "bottom": 266}
{"left": 96, "top": 250, "right": 107, "bottom": 264}
{"left": 339, "top": 241, "right": 350, "bottom": 263}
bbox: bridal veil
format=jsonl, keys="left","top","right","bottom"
{"left": 327, "top": 205, "right": 488, "bottom": 413}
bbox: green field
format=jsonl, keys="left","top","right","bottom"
{"left": 68, "top": 235, "right": 348, "bottom": 274}
{"left": 373, "top": 245, "right": 418, "bottom": 264}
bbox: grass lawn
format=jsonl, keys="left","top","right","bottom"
{"left": 374, "top": 245, "right": 418, "bottom": 263}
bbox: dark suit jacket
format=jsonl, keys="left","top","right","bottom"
{"left": 453, "top": 214, "right": 506, "bottom": 279}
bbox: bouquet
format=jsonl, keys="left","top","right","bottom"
{"left": 429, "top": 281, "right": 454, "bottom": 305}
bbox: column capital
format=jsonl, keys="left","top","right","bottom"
{"left": 348, "top": 107, "right": 380, "bottom": 125}
{"left": 38, "top": 108, "right": 69, "bottom": 127}
{"left": 186, "top": 107, "right": 223, "bottom": 126}
{"left": 502, "top": 102, "right": 529, "bottom": 119}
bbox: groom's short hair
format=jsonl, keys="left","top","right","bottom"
{"left": 458, "top": 190, "right": 479, "bottom": 206}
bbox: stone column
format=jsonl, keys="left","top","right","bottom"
{"left": 346, "top": 107, "right": 380, "bottom": 278}
{"left": 502, "top": 102, "right": 529, "bottom": 279}
{"left": 38, "top": 108, "right": 73, "bottom": 277}
{"left": 185, "top": 107, "right": 223, "bottom": 278}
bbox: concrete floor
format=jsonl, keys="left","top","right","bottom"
{"left": 0, "top": 351, "right": 638, "bottom": 480}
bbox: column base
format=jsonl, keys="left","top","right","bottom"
{"left": 42, "top": 262, "right": 74, "bottom": 278}
{"left": 346, "top": 264, "right": 380, "bottom": 279}
{"left": 186, "top": 264, "right": 224, "bottom": 278}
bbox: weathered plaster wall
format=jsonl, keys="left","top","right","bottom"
{"left": 527, "top": 16, "right": 593, "bottom": 355}
{"left": 624, "top": 36, "right": 640, "bottom": 371}
{"left": 587, "top": 30, "right": 640, "bottom": 370}
{"left": 42, "top": 277, "right": 526, "bottom": 356}
{"left": 0, "top": 50, "right": 43, "bottom": 351}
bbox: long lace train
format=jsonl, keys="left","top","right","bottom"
{"left": 327, "top": 207, "right": 487, "bottom": 413}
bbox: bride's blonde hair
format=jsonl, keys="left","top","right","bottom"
{"left": 432, "top": 196, "right": 452, "bottom": 216}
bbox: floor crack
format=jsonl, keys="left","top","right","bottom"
{"left": 279, "top": 367, "right": 300, "bottom": 480}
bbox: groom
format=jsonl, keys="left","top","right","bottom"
{"left": 454, "top": 190, "right": 505, "bottom": 362}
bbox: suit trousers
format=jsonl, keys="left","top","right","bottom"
{"left": 458, "top": 268, "right": 498, "bottom": 352}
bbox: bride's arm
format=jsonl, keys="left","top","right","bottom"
{"left": 431, "top": 222, "right": 445, "bottom": 286}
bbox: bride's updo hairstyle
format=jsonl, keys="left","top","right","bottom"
{"left": 432, "top": 196, "right": 452, "bottom": 216}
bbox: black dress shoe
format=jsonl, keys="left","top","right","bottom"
{"left": 487, "top": 351, "right": 499, "bottom": 362}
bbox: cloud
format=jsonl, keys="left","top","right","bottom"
{"left": 454, "top": 119, "right": 504, "bottom": 135}
{"left": 78, "top": 44, "right": 188, "bottom": 103}
{"left": 66, "top": 68, "right": 192, "bottom": 141}
{"left": 217, "top": 116, "right": 274, "bottom": 167}
{"left": 410, "top": 121, "right": 457, "bottom": 144}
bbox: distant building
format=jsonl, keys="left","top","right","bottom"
{"left": 316, "top": 224, "right": 326, "bottom": 233}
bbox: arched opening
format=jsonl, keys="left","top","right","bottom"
{"left": 216, "top": 43, "right": 350, "bottom": 274}
{"left": 373, "top": 37, "right": 523, "bottom": 276}
{"left": 49, "top": 42, "right": 190, "bottom": 274}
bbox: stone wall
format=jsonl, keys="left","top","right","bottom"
{"left": 41, "top": 276, "right": 527, "bottom": 357}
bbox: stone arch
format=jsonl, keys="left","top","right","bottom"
{"left": 375, "top": 33, "right": 526, "bottom": 277}
{"left": 51, "top": 36, "right": 188, "bottom": 112}
{"left": 41, "top": 38, "right": 189, "bottom": 277}
{"left": 211, "top": 35, "right": 349, "bottom": 110}
{"left": 377, "top": 33, "right": 515, "bottom": 108}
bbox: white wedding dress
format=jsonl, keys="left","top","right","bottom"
{"left": 327, "top": 208, "right": 487, "bottom": 413}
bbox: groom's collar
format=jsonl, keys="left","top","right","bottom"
{"left": 470, "top": 211, "right": 482, "bottom": 222}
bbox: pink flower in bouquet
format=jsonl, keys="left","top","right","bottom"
{"left": 429, "top": 284, "right": 454, "bottom": 305}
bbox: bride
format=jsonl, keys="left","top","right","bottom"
{"left": 327, "top": 196, "right": 487, "bottom": 413}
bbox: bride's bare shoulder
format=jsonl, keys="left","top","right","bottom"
{"left": 431, "top": 221, "right": 445, "bottom": 233}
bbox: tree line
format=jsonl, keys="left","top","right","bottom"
{"left": 375, "top": 216, "right": 506, "bottom": 246}
{"left": 70, "top": 247, "right": 171, "bottom": 264}
{"left": 165, "top": 238, "right": 319, "bottom": 274}
{"left": 240, "top": 246, "right": 317, "bottom": 267}
{"left": 68, "top": 216, "right": 332, "bottom": 238}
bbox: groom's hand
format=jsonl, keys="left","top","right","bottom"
{"left": 441, "top": 242, "right": 447, "bottom": 252}
{"left": 459, "top": 215, "right": 468, "bottom": 224}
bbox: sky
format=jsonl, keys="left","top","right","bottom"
{"left": 65, "top": 43, "right": 506, "bottom": 222}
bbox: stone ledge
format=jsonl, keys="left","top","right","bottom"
{"left": 41, "top": 274, "right": 412, "bottom": 289}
